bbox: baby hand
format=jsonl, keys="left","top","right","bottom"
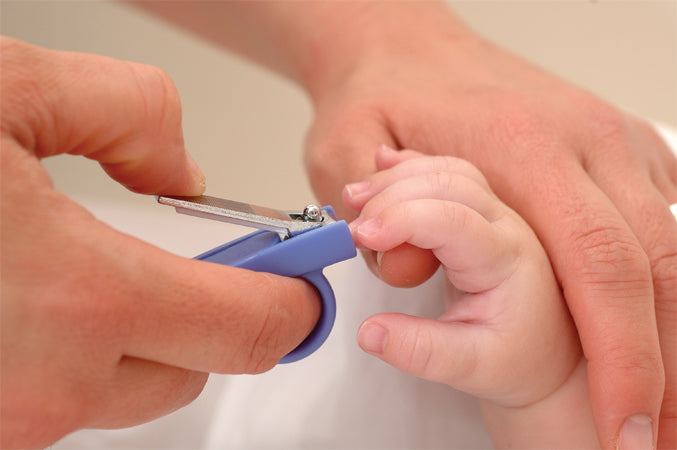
{"left": 344, "top": 146, "right": 582, "bottom": 409}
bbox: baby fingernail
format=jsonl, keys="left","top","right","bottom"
{"left": 376, "top": 251, "right": 384, "bottom": 269}
{"left": 618, "top": 414, "right": 654, "bottom": 450}
{"left": 345, "top": 181, "right": 370, "bottom": 198}
{"left": 358, "top": 322, "right": 388, "bottom": 354}
{"left": 379, "top": 144, "right": 398, "bottom": 153}
{"left": 357, "top": 218, "right": 382, "bottom": 238}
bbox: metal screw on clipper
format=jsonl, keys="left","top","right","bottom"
{"left": 303, "top": 204, "right": 322, "bottom": 222}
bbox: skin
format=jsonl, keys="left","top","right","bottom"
{"left": 348, "top": 146, "right": 599, "bottom": 448}
{"left": 5, "top": 0, "right": 676, "bottom": 447}
{"left": 0, "top": 37, "right": 320, "bottom": 449}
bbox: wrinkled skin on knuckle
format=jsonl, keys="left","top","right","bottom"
{"left": 427, "top": 171, "right": 457, "bottom": 194}
{"left": 243, "top": 306, "right": 286, "bottom": 374}
{"left": 95, "top": 62, "right": 186, "bottom": 194}
{"left": 238, "top": 275, "right": 315, "bottom": 374}
{"left": 568, "top": 221, "right": 652, "bottom": 291}
{"left": 566, "top": 221, "right": 665, "bottom": 383}
{"left": 0, "top": 40, "right": 60, "bottom": 156}
{"left": 598, "top": 344, "right": 665, "bottom": 390}
{"left": 127, "top": 62, "right": 183, "bottom": 135}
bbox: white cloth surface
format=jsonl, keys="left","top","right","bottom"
{"left": 53, "top": 124, "right": 677, "bottom": 449}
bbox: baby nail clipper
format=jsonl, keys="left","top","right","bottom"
{"left": 157, "top": 195, "right": 357, "bottom": 364}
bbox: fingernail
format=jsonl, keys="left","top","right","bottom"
{"left": 379, "top": 143, "right": 398, "bottom": 153}
{"left": 618, "top": 415, "right": 654, "bottom": 450}
{"left": 376, "top": 250, "right": 384, "bottom": 269}
{"left": 348, "top": 215, "right": 364, "bottom": 231}
{"left": 356, "top": 218, "right": 382, "bottom": 238}
{"left": 358, "top": 322, "right": 388, "bottom": 354}
{"left": 345, "top": 181, "right": 370, "bottom": 198}
{"left": 186, "top": 152, "right": 206, "bottom": 194}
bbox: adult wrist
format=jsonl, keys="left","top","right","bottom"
{"left": 290, "top": 1, "right": 473, "bottom": 103}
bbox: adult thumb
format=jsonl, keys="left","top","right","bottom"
{"left": 305, "top": 101, "right": 438, "bottom": 287}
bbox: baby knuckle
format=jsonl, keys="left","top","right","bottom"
{"left": 426, "top": 171, "right": 455, "bottom": 192}
{"left": 450, "top": 158, "right": 488, "bottom": 185}
{"left": 440, "top": 203, "right": 471, "bottom": 232}
{"left": 426, "top": 168, "right": 481, "bottom": 193}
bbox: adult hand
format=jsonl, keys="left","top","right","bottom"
{"left": 298, "top": 4, "right": 675, "bottom": 449}
{"left": 0, "top": 37, "right": 320, "bottom": 449}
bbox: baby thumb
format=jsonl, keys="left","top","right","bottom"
{"left": 357, "top": 313, "right": 478, "bottom": 388}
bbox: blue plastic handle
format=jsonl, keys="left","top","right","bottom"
{"left": 194, "top": 207, "right": 356, "bottom": 363}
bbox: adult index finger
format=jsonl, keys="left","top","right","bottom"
{"left": 0, "top": 36, "right": 205, "bottom": 196}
